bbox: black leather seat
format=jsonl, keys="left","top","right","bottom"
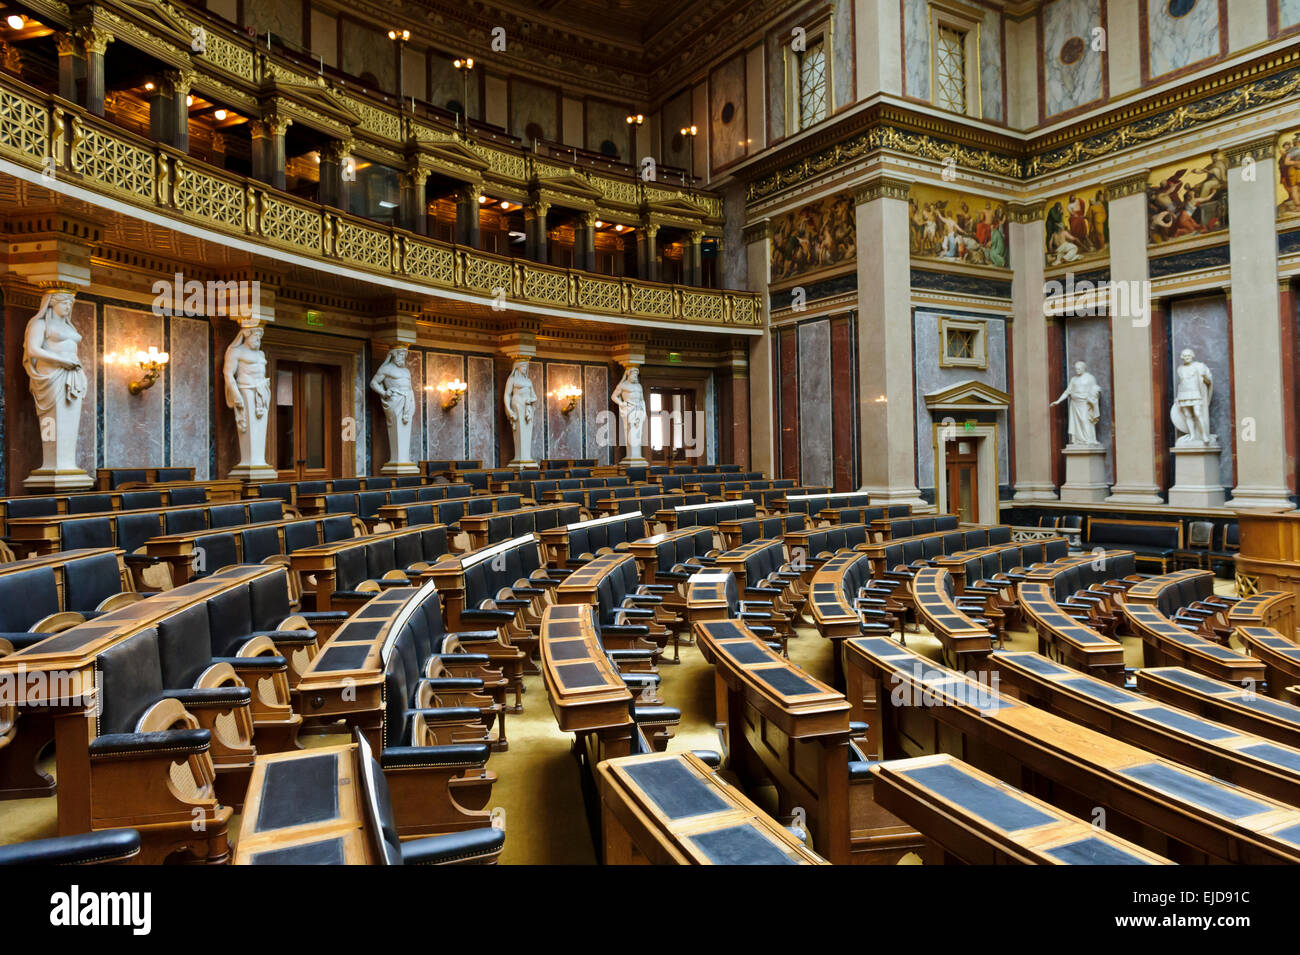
{"left": 168, "top": 487, "right": 207, "bottom": 506}
{"left": 107, "top": 469, "right": 148, "bottom": 489}
{"left": 241, "top": 525, "right": 283, "bottom": 564}
{"left": 121, "top": 490, "right": 163, "bottom": 510}
{"left": 64, "top": 551, "right": 128, "bottom": 617}
{"left": 165, "top": 509, "right": 206, "bottom": 534}
{"left": 283, "top": 520, "right": 321, "bottom": 553}
{"left": 0, "top": 566, "right": 61, "bottom": 648}
{"left": 61, "top": 517, "right": 114, "bottom": 550}
{"left": 156, "top": 467, "right": 191, "bottom": 482}
{"left": 67, "top": 493, "right": 113, "bottom": 514}
{"left": 0, "top": 829, "right": 141, "bottom": 865}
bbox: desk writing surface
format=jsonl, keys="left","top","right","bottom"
{"left": 234, "top": 743, "right": 372, "bottom": 865}
{"left": 539, "top": 603, "right": 631, "bottom": 733}
{"left": 597, "top": 752, "right": 826, "bottom": 865}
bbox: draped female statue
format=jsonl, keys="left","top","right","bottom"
{"left": 24, "top": 289, "right": 88, "bottom": 481}
{"left": 503, "top": 359, "right": 538, "bottom": 466}
{"left": 611, "top": 365, "right": 647, "bottom": 462}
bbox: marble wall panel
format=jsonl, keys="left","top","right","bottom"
{"left": 1043, "top": 0, "right": 1104, "bottom": 119}
{"left": 71, "top": 300, "right": 96, "bottom": 476}
{"left": 586, "top": 100, "right": 628, "bottom": 160}
{"left": 354, "top": 351, "right": 367, "bottom": 474}
{"left": 1063, "top": 314, "right": 1115, "bottom": 483}
{"left": 710, "top": 54, "right": 747, "bottom": 170}
{"left": 833, "top": 0, "right": 854, "bottom": 111}
{"left": 103, "top": 306, "right": 164, "bottom": 467}
{"left": 1147, "top": 0, "right": 1220, "bottom": 80}
{"left": 583, "top": 364, "right": 611, "bottom": 464}
{"left": 404, "top": 350, "right": 423, "bottom": 466}
{"left": 980, "top": 7, "right": 1004, "bottom": 123}
{"left": 1281, "top": 0, "right": 1300, "bottom": 31}
{"left": 798, "top": 319, "right": 833, "bottom": 488}
{"left": 913, "top": 310, "right": 1009, "bottom": 490}
{"left": 511, "top": 80, "right": 558, "bottom": 143}
{"left": 467, "top": 356, "right": 496, "bottom": 466}
{"left": 765, "top": 38, "right": 786, "bottom": 142}
{"left": 1170, "top": 295, "right": 1233, "bottom": 488}
{"left": 341, "top": 23, "right": 394, "bottom": 92}
{"left": 544, "top": 363, "right": 583, "bottom": 460}
{"left": 526, "top": 361, "right": 546, "bottom": 462}
{"left": 169, "top": 316, "right": 210, "bottom": 479}
{"left": 902, "top": 0, "right": 930, "bottom": 100}
{"left": 425, "top": 352, "right": 468, "bottom": 461}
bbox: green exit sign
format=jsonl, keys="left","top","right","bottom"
{"left": 304, "top": 310, "right": 323, "bottom": 326}
{"left": 668, "top": 352, "right": 682, "bottom": 363}
{"left": 963, "top": 420, "right": 976, "bottom": 432}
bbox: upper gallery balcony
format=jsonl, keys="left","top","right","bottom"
{"left": 0, "top": 1, "right": 760, "bottom": 332}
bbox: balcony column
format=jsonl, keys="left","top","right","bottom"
{"left": 319, "top": 137, "right": 353, "bottom": 210}
{"left": 78, "top": 27, "right": 112, "bottom": 117}
{"left": 166, "top": 69, "right": 194, "bottom": 154}
{"left": 524, "top": 199, "right": 550, "bottom": 263}
{"left": 263, "top": 112, "right": 292, "bottom": 191}
{"left": 574, "top": 211, "right": 596, "bottom": 272}
{"left": 1007, "top": 201, "right": 1058, "bottom": 501}
{"left": 685, "top": 230, "right": 704, "bottom": 286}
{"left": 403, "top": 167, "right": 430, "bottom": 234}
{"left": 744, "top": 219, "right": 775, "bottom": 476}
{"left": 54, "top": 32, "right": 82, "bottom": 103}
{"left": 456, "top": 185, "right": 482, "bottom": 249}
{"left": 146, "top": 76, "right": 171, "bottom": 143}
{"left": 636, "top": 222, "right": 660, "bottom": 282}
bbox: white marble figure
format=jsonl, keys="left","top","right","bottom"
{"left": 1051, "top": 360, "right": 1102, "bottom": 447}
{"left": 23, "top": 290, "right": 87, "bottom": 475}
{"left": 1170, "top": 348, "right": 1216, "bottom": 447}
{"left": 503, "top": 359, "right": 538, "bottom": 465}
{"left": 371, "top": 346, "right": 415, "bottom": 465}
{"left": 611, "top": 365, "right": 647, "bottom": 461}
{"left": 223, "top": 325, "right": 272, "bottom": 470}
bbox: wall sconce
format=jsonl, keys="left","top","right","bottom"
{"left": 437, "top": 378, "right": 467, "bottom": 411}
{"left": 548, "top": 384, "right": 582, "bottom": 415}
{"left": 105, "top": 346, "right": 170, "bottom": 395}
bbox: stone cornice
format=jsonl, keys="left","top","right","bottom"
{"left": 853, "top": 176, "right": 912, "bottom": 205}
{"left": 1105, "top": 173, "right": 1151, "bottom": 201}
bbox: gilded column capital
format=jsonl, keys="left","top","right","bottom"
{"left": 324, "top": 137, "right": 355, "bottom": 162}
{"left": 54, "top": 32, "right": 80, "bottom": 56}
{"left": 165, "top": 68, "right": 197, "bottom": 96}
{"left": 1104, "top": 172, "right": 1150, "bottom": 201}
{"left": 1226, "top": 137, "right": 1275, "bottom": 167}
{"left": 742, "top": 219, "right": 769, "bottom": 245}
{"left": 76, "top": 27, "right": 114, "bottom": 55}
{"left": 853, "top": 175, "right": 911, "bottom": 205}
{"left": 1006, "top": 200, "right": 1044, "bottom": 224}
{"left": 262, "top": 111, "right": 292, "bottom": 136}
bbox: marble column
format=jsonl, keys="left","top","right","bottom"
{"left": 686, "top": 231, "right": 704, "bottom": 286}
{"left": 319, "top": 137, "right": 353, "bottom": 210}
{"left": 79, "top": 28, "right": 111, "bottom": 117}
{"left": 574, "top": 212, "right": 596, "bottom": 272}
{"left": 524, "top": 199, "right": 550, "bottom": 263}
{"left": 249, "top": 121, "right": 269, "bottom": 185}
{"left": 147, "top": 78, "right": 171, "bottom": 143}
{"left": 855, "top": 178, "right": 925, "bottom": 507}
{"left": 637, "top": 223, "right": 660, "bottom": 282}
{"left": 1008, "top": 201, "right": 1058, "bottom": 501}
{"left": 727, "top": 341, "right": 751, "bottom": 469}
{"left": 264, "top": 113, "right": 291, "bottom": 191}
{"left": 744, "top": 220, "right": 776, "bottom": 477}
{"left": 1227, "top": 138, "right": 1293, "bottom": 507}
{"left": 166, "top": 69, "right": 194, "bottom": 154}
{"left": 55, "top": 32, "right": 82, "bottom": 104}
{"left": 1104, "top": 173, "right": 1163, "bottom": 504}
{"left": 404, "top": 168, "right": 429, "bottom": 234}
{"left": 456, "top": 185, "right": 482, "bottom": 249}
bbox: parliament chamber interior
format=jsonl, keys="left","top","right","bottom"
{"left": 0, "top": 0, "right": 1297, "bottom": 891}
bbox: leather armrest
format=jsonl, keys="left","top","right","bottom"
{"left": 625, "top": 594, "right": 662, "bottom": 605}
{"left": 434, "top": 652, "right": 492, "bottom": 665}
{"left": 212, "top": 655, "right": 288, "bottom": 671}
{"left": 381, "top": 743, "right": 490, "bottom": 768}
{"left": 0, "top": 829, "right": 141, "bottom": 866}
{"left": 447, "top": 630, "right": 505, "bottom": 642}
{"left": 639, "top": 583, "right": 674, "bottom": 593}
{"left": 607, "top": 649, "right": 654, "bottom": 663}
{"left": 399, "top": 827, "right": 504, "bottom": 865}
{"left": 616, "top": 605, "right": 656, "bottom": 618}
{"left": 493, "top": 598, "right": 530, "bottom": 609}
{"left": 632, "top": 705, "right": 680, "bottom": 724}
{"left": 460, "top": 609, "right": 516, "bottom": 623}
{"left": 512, "top": 586, "right": 545, "bottom": 596}
{"left": 418, "top": 677, "right": 486, "bottom": 692}
{"left": 297, "top": 610, "right": 351, "bottom": 623}
{"left": 405, "top": 706, "right": 488, "bottom": 725}
{"left": 89, "top": 729, "right": 211, "bottom": 758}
{"left": 601, "top": 623, "right": 650, "bottom": 637}
{"left": 168, "top": 686, "right": 252, "bottom": 708}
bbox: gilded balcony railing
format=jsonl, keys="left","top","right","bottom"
{"left": 0, "top": 76, "right": 760, "bottom": 330}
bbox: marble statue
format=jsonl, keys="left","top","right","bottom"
{"left": 371, "top": 345, "right": 416, "bottom": 467}
{"left": 1171, "top": 348, "right": 1215, "bottom": 447}
{"left": 23, "top": 289, "right": 88, "bottom": 478}
{"left": 223, "top": 324, "right": 273, "bottom": 474}
{"left": 503, "top": 359, "right": 538, "bottom": 465}
{"left": 611, "top": 365, "right": 647, "bottom": 461}
{"left": 1051, "top": 360, "right": 1102, "bottom": 447}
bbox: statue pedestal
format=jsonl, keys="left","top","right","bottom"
{"left": 508, "top": 458, "right": 538, "bottom": 470}
{"left": 620, "top": 456, "right": 649, "bottom": 467}
{"left": 1059, "top": 446, "right": 1109, "bottom": 503}
{"left": 380, "top": 460, "right": 419, "bottom": 476}
{"left": 23, "top": 467, "right": 93, "bottom": 492}
{"left": 1168, "top": 444, "right": 1225, "bottom": 508}
{"left": 228, "top": 463, "right": 278, "bottom": 482}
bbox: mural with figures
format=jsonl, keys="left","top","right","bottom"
{"left": 1278, "top": 131, "right": 1300, "bottom": 218}
{"left": 1043, "top": 190, "right": 1108, "bottom": 266}
{"left": 1147, "top": 153, "right": 1229, "bottom": 244}
{"left": 768, "top": 191, "right": 856, "bottom": 282}
{"left": 909, "top": 186, "right": 1009, "bottom": 268}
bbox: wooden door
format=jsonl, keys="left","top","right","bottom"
{"left": 648, "top": 387, "right": 697, "bottom": 464}
{"left": 944, "top": 439, "right": 979, "bottom": 523}
{"left": 274, "top": 361, "right": 338, "bottom": 480}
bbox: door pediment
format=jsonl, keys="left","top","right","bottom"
{"left": 923, "top": 379, "right": 1010, "bottom": 414}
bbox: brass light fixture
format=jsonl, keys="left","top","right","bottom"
{"left": 106, "top": 346, "right": 170, "bottom": 395}
{"left": 452, "top": 56, "right": 474, "bottom": 129}
{"left": 548, "top": 384, "right": 582, "bottom": 415}
{"left": 679, "top": 124, "right": 698, "bottom": 187}
{"left": 437, "top": 378, "right": 468, "bottom": 411}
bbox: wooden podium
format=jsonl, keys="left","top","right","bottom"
{"left": 1235, "top": 511, "right": 1300, "bottom": 604}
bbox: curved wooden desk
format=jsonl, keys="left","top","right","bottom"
{"left": 1017, "top": 581, "right": 1124, "bottom": 684}
{"left": 1122, "top": 603, "right": 1264, "bottom": 683}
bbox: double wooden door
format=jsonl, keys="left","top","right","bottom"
{"left": 944, "top": 439, "right": 979, "bottom": 523}
{"left": 274, "top": 361, "right": 339, "bottom": 481}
